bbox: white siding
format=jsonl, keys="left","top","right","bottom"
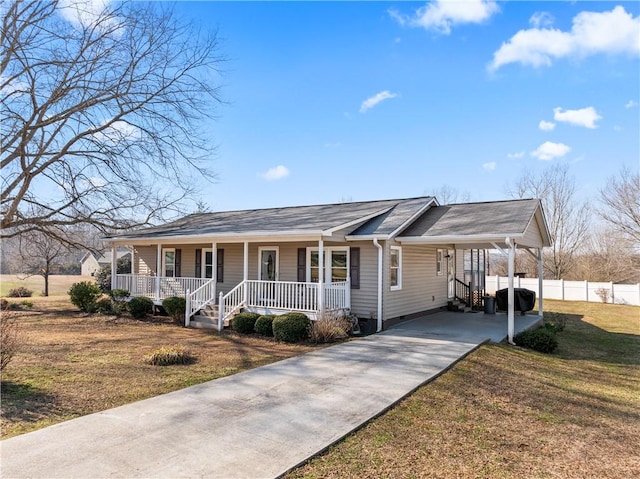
{"left": 521, "top": 215, "right": 543, "bottom": 248}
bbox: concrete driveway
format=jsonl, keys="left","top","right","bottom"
{"left": 390, "top": 311, "right": 543, "bottom": 343}
{"left": 1, "top": 329, "right": 483, "bottom": 479}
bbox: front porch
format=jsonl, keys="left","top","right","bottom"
{"left": 114, "top": 274, "right": 351, "bottom": 329}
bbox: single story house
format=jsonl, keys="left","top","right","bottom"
{"left": 81, "top": 249, "right": 132, "bottom": 277}
{"left": 104, "top": 196, "right": 551, "bottom": 343}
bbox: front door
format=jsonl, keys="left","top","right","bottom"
{"left": 447, "top": 249, "right": 455, "bottom": 299}
{"left": 259, "top": 248, "right": 278, "bottom": 281}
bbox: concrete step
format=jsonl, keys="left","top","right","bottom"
{"left": 189, "top": 313, "right": 230, "bottom": 330}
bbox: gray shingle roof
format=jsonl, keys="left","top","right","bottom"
{"left": 108, "top": 197, "right": 435, "bottom": 240}
{"left": 399, "top": 199, "right": 541, "bottom": 238}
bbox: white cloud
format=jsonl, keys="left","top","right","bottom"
{"left": 58, "top": 0, "right": 121, "bottom": 34}
{"left": 483, "top": 162, "right": 496, "bottom": 171}
{"left": 360, "top": 90, "right": 398, "bottom": 113}
{"left": 553, "top": 106, "right": 602, "bottom": 129}
{"left": 261, "top": 165, "right": 290, "bottom": 181}
{"left": 489, "top": 6, "right": 640, "bottom": 71}
{"left": 538, "top": 120, "right": 556, "bottom": 131}
{"left": 93, "top": 120, "right": 141, "bottom": 144}
{"left": 530, "top": 141, "right": 571, "bottom": 161}
{"left": 507, "top": 151, "right": 525, "bottom": 159}
{"left": 529, "top": 12, "right": 554, "bottom": 29}
{"left": 389, "top": 0, "right": 499, "bottom": 35}
{"left": 625, "top": 100, "right": 638, "bottom": 108}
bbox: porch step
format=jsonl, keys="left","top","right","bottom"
{"left": 189, "top": 313, "right": 231, "bottom": 331}
{"left": 447, "top": 300, "right": 472, "bottom": 313}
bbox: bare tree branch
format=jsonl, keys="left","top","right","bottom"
{"left": 1, "top": 0, "right": 224, "bottom": 247}
{"left": 599, "top": 166, "right": 640, "bottom": 244}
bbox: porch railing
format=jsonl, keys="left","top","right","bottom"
{"left": 185, "top": 278, "right": 217, "bottom": 325}
{"left": 115, "top": 274, "right": 212, "bottom": 302}
{"left": 455, "top": 278, "right": 471, "bottom": 306}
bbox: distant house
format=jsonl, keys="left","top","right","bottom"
{"left": 104, "top": 196, "right": 551, "bottom": 342}
{"left": 81, "top": 250, "right": 132, "bottom": 277}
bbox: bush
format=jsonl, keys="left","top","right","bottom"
{"left": 543, "top": 312, "right": 566, "bottom": 333}
{"left": 273, "top": 312, "right": 311, "bottom": 343}
{"left": 254, "top": 315, "right": 275, "bottom": 337}
{"left": 129, "top": 297, "right": 154, "bottom": 319}
{"left": 20, "top": 300, "right": 33, "bottom": 308}
{"left": 1, "top": 310, "right": 22, "bottom": 371}
{"left": 1, "top": 298, "right": 8, "bottom": 310}
{"left": 144, "top": 346, "right": 195, "bottom": 366}
{"left": 232, "top": 312, "right": 261, "bottom": 334}
{"left": 109, "top": 289, "right": 130, "bottom": 316}
{"left": 310, "top": 313, "right": 352, "bottom": 343}
{"left": 162, "top": 296, "right": 186, "bottom": 325}
{"left": 7, "top": 286, "right": 33, "bottom": 298}
{"left": 514, "top": 328, "right": 558, "bottom": 354}
{"left": 68, "top": 281, "right": 102, "bottom": 312}
{"left": 95, "top": 296, "right": 113, "bottom": 314}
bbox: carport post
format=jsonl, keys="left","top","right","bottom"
{"left": 506, "top": 237, "right": 515, "bottom": 344}
{"left": 537, "top": 248, "right": 544, "bottom": 318}
{"left": 110, "top": 244, "right": 117, "bottom": 291}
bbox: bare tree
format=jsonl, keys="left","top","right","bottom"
{"left": 427, "top": 185, "right": 471, "bottom": 205}
{"left": 574, "top": 228, "right": 640, "bottom": 283}
{"left": 1, "top": 0, "right": 223, "bottom": 247}
{"left": 17, "top": 231, "right": 68, "bottom": 296}
{"left": 508, "top": 164, "right": 590, "bottom": 279}
{"left": 599, "top": 166, "right": 640, "bottom": 244}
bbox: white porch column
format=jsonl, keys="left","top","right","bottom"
{"left": 537, "top": 248, "right": 544, "bottom": 318}
{"left": 110, "top": 244, "right": 117, "bottom": 291}
{"left": 212, "top": 241, "right": 217, "bottom": 301}
{"left": 243, "top": 241, "right": 249, "bottom": 305}
{"left": 507, "top": 238, "right": 516, "bottom": 344}
{"left": 156, "top": 244, "right": 162, "bottom": 301}
{"left": 318, "top": 238, "right": 324, "bottom": 311}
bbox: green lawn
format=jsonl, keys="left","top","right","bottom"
{"left": 287, "top": 299, "right": 640, "bottom": 479}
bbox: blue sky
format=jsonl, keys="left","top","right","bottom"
{"left": 176, "top": 1, "right": 639, "bottom": 211}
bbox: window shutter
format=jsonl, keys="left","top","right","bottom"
{"left": 350, "top": 247, "right": 360, "bottom": 289}
{"left": 297, "top": 248, "right": 306, "bottom": 282}
{"left": 217, "top": 249, "right": 224, "bottom": 283}
{"left": 195, "top": 249, "right": 202, "bottom": 278}
{"left": 175, "top": 249, "right": 182, "bottom": 277}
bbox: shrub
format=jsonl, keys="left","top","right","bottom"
{"left": 144, "top": 346, "right": 195, "bottom": 366}
{"left": 7, "top": 286, "right": 33, "bottom": 298}
{"left": 273, "top": 312, "right": 311, "bottom": 343}
{"left": 68, "top": 281, "right": 102, "bottom": 312}
{"left": 1, "top": 298, "right": 8, "bottom": 310}
{"left": 514, "top": 328, "right": 558, "bottom": 354}
{"left": 1, "top": 310, "right": 22, "bottom": 371}
{"left": 95, "top": 296, "right": 113, "bottom": 314}
{"left": 108, "top": 289, "right": 130, "bottom": 316}
{"left": 232, "top": 312, "right": 261, "bottom": 334}
{"left": 543, "top": 312, "right": 566, "bottom": 333}
{"left": 310, "top": 312, "right": 352, "bottom": 343}
{"left": 129, "top": 296, "right": 154, "bottom": 319}
{"left": 162, "top": 296, "right": 186, "bottom": 325}
{"left": 254, "top": 315, "right": 275, "bottom": 337}
{"left": 20, "top": 300, "right": 33, "bottom": 308}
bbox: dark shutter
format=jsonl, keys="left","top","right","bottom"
{"left": 175, "top": 249, "right": 182, "bottom": 277}
{"left": 216, "top": 249, "right": 224, "bottom": 283}
{"left": 350, "top": 247, "right": 360, "bottom": 289}
{"left": 195, "top": 249, "right": 202, "bottom": 278}
{"left": 297, "top": 248, "right": 306, "bottom": 282}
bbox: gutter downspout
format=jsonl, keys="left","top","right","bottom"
{"left": 373, "top": 238, "right": 383, "bottom": 333}
{"left": 505, "top": 236, "right": 515, "bottom": 345}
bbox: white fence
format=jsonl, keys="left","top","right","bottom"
{"left": 486, "top": 276, "right": 640, "bottom": 306}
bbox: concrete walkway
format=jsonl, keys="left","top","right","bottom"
{"left": 1, "top": 331, "right": 481, "bottom": 479}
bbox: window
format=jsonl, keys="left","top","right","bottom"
{"left": 203, "top": 250, "right": 213, "bottom": 279}
{"left": 307, "top": 248, "right": 349, "bottom": 283}
{"left": 436, "top": 249, "right": 444, "bottom": 276}
{"left": 390, "top": 246, "right": 402, "bottom": 290}
{"left": 163, "top": 248, "right": 176, "bottom": 277}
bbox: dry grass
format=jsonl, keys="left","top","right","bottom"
{"left": 1, "top": 296, "right": 317, "bottom": 439}
{"left": 0, "top": 274, "right": 89, "bottom": 297}
{"left": 288, "top": 299, "right": 640, "bottom": 479}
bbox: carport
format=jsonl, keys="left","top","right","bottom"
{"left": 388, "top": 310, "right": 543, "bottom": 343}
{"left": 397, "top": 199, "right": 552, "bottom": 343}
